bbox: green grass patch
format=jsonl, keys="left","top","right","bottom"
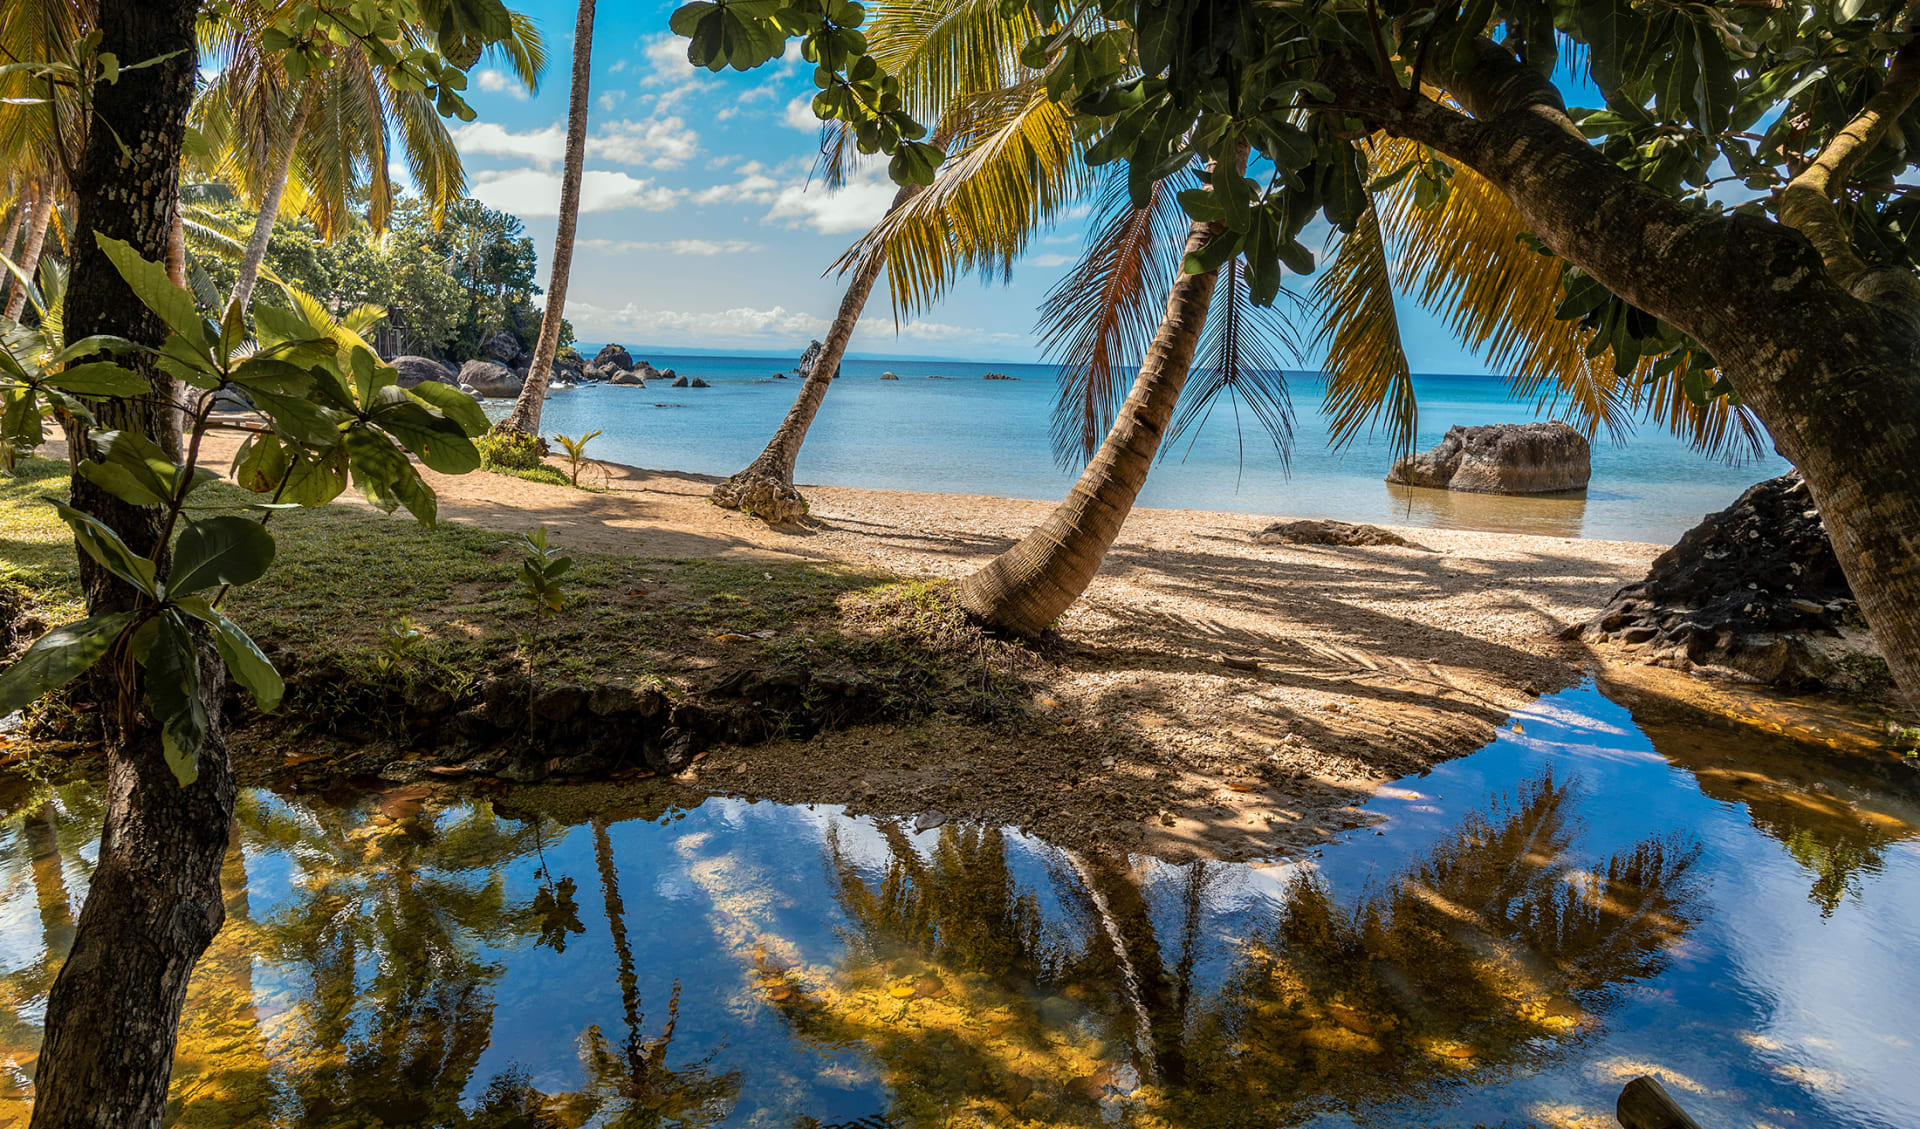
{"left": 0, "top": 458, "right": 85, "bottom": 626}
{"left": 484, "top": 464, "right": 574, "bottom": 488}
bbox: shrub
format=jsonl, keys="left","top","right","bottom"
{"left": 477, "top": 429, "right": 548, "bottom": 471}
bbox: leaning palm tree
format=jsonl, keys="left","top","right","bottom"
{"left": 196, "top": 0, "right": 544, "bottom": 316}
{"left": 501, "top": 0, "right": 595, "bottom": 436}
{"left": 0, "top": 0, "right": 85, "bottom": 321}
{"left": 708, "top": 0, "right": 1077, "bottom": 522}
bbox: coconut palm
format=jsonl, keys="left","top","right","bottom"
{"left": 707, "top": 0, "right": 1081, "bottom": 522}
{"left": 501, "top": 0, "right": 595, "bottom": 436}
{"left": 0, "top": 0, "right": 86, "bottom": 322}
{"left": 195, "top": 0, "right": 545, "bottom": 316}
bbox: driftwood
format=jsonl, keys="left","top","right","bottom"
{"left": 1617, "top": 1075, "right": 1703, "bottom": 1129}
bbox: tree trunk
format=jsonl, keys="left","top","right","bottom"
{"left": 502, "top": 0, "right": 597, "bottom": 437}
{"left": 1, "top": 185, "right": 26, "bottom": 268}
{"left": 228, "top": 90, "right": 313, "bottom": 318}
{"left": 709, "top": 177, "right": 927, "bottom": 524}
{"left": 1328, "top": 44, "right": 1920, "bottom": 710}
{"left": 24, "top": 804, "right": 75, "bottom": 957}
{"left": 3, "top": 191, "right": 55, "bottom": 321}
{"left": 167, "top": 209, "right": 187, "bottom": 288}
{"left": 957, "top": 213, "right": 1225, "bottom": 635}
{"left": 30, "top": 2, "right": 230, "bottom": 1127}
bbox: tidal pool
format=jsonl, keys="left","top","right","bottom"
{"left": 1, "top": 682, "right": 1916, "bottom": 1128}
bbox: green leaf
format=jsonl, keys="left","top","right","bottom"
{"left": 50, "top": 501, "right": 159, "bottom": 595}
{"left": 231, "top": 433, "right": 291, "bottom": 494}
{"left": 345, "top": 425, "right": 436, "bottom": 523}
{"left": 408, "top": 379, "right": 488, "bottom": 437}
{"left": 76, "top": 460, "right": 170, "bottom": 507}
{"left": 174, "top": 597, "right": 283, "bottom": 712}
{"left": 371, "top": 399, "right": 481, "bottom": 473}
{"left": 43, "top": 361, "right": 150, "bottom": 397}
{"left": 139, "top": 613, "right": 205, "bottom": 786}
{"left": 94, "top": 235, "right": 213, "bottom": 354}
{"left": 47, "top": 334, "right": 129, "bottom": 367}
{"left": 168, "top": 515, "right": 276, "bottom": 596}
{"left": 280, "top": 445, "right": 350, "bottom": 507}
{"left": 0, "top": 611, "right": 137, "bottom": 713}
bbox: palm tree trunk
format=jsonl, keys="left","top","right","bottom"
{"left": 958, "top": 211, "right": 1226, "bottom": 634}
{"left": 3, "top": 191, "right": 55, "bottom": 321}
{"left": 29, "top": 2, "right": 227, "bottom": 1127}
{"left": 1, "top": 185, "right": 26, "bottom": 267}
{"left": 228, "top": 90, "right": 313, "bottom": 318}
{"left": 709, "top": 176, "right": 929, "bottom": 523}
{"left": 167, "top": 209, "right": 187, "bottom": 288}
{"left": 502, "top": 0, "right": 597, "bottom": 436}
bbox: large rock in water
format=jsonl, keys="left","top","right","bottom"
{"left": 607, "top": 368, "right": 646, "bottom": 386}
{"left": 1386, "top": 422, "right": 1591, "bottom": 494}
{"left": 459, "top": 359, "right": 522, "bottom": 398}
{"left": 592, "top": 343, "right": 633, "bottom": 372}
{"left": 390, "top": 355, "right": 456, "bottom": 389}
{"left": 481, "top": 331, "right": 522, "bottom": 366}
{"left": 1567, "top": 474, "right": 1886, "bottom": 693}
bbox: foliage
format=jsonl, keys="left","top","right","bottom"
{"left": 476, "top": 427, "right": 546, "bottom": 471}
{"left": 0, "top": 233, "right": 485, "bottom": 784}
{"left": 513, "top": 526, "right": 570, "bottom": 615}
{"left": 553, "top": 428, "right": 601, "bottom": 487}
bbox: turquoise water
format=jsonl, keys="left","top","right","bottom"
{"left": 3, "top": 682, "right": 1916, "bottom": 1127}
{"left": 504, "top": 353, "right": 1791, "bottom": 543}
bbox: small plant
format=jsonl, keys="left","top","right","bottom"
{"left": 477, "top": 429, "right": 547, "bottom": 471}
{"left": 554, "top": 429, "right": 603, "bottom": 487}
{"left": 514, "top": 527, "right": 571, "bottom": 615}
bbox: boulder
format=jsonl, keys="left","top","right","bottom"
{"left": 481, "top": 331, "right": 522, "bottom": 365}
{"left": 881, "top": 371, "right": 899, "bottom": 381}
{"left": 1386, "top": 422, "right": 1590, "bottom": 494}
{"left": 983, "top": 371, "right": 1017, "bottom": 380}
{"left": 459, "top": 359, "right": 522, "bottom": 398}
{"left": 592, "top": 343, "right": 633, "bottom": 372}
{"left": 671, "top": 374, "right": 690, "bottom": 388}
{"left": 637, "top": 362, "right": 663, "bottom": 382}
{"left": 608, "top": 368, "right": 646, "bottom": 386}
{"left": 688, "top": 377, "right": 710, "bottom": 388}
{"left": 390, "top": 355, "right": 456, "bottom": 389}
{"left": 1566, "top": 474, "right": 1885, "bottom": 693}
{"left": 795, "top": 339, "right": 838, "bottom": 380}
{"left": 1254, "top": 519, "right": 1423, "bottom": 549}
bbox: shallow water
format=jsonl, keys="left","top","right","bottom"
{"left": 498, "top": 359, "right": 1790, "bottom": 543}
{"left": 2, "top": 682, "right": 1916, "bottom": 1128}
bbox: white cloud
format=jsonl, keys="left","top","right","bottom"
{"left": 470, "top": 168, "right": 681, "bottom": 215}
{"left": 608, "top": 59, "right": 629, "bottom": 74}
{"left": 575, "top": 238, "right": 764, "bottom": 256}
{"left": 1027, "top": 252, "right": 1075, "bottom": 267}
{"left": 642, "top": 33, "right": 701, "bottom": 107}
{"left": 855, "top": 316, "right": 1024, "bottom": 344}
{"left": 597, "top": 90, "right": 626, "bottom": 112}
{"left": 473, "top": 68, "right": 529, "bottom": 99}
{"left": 783, "top": 95, "right": 820, "bottom": 132}
{"left": 764, "top": 167, "right": 897, "bottom": 234}
{"left": 575, "top": 302, "right": 828, "bottom": 339}
{"left": 692, "top": 172, "right": 781, "bottom": 206}
{"left": 453, "top": 117, "right": 699, "bottom": 171}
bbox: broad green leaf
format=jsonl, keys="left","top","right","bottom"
{"left": 50, "top": 501, "right": 159, "bottom": 595}
{"left": 0, "top": 611, "right": 137, "bottom": 713}
{"left": 94, "top": 235, "right": 213, "bottom": 352}
{"left": 140, "top": 613, "right": 205, "bottom": 786}
{"left": 43, "top": 361, "right": 149, "bottom": 397}
{"left": 231, "top": 433, "right": 291, "bottom": 494}
{"left": 168, "top": 515, "right": 276, "bottom": 596}
{"left": 47, "top": 334, "right": 128, "bottom": 366}
{"left": 407, "top": 380, "right": 488, "bottom": 437}
{"left": 76, "top": 461, "right": 170, "bottom": 507}
{"left": 371, "top": 401, "right": 481, "bottom": 474}
{"left": 252, "top": 388, "right": 344, "bottom": 447}
{"left": 280, "top": 445, "right": 350, "bottom": 506}
{"left": 174, "top": 597, "right": 283, "bottom": 712}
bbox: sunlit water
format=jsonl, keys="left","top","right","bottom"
{"left": 495, "top": 356, "right": 1791, "bottom": 543}
{"left": 3, "top": 682, "right": 1916, "bottom": 1128}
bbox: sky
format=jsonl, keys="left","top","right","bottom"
{"left": 440, "top": 0, "right": 1487, "bottom": 368}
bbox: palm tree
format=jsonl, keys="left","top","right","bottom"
{"left": 501, "top": 0, "right": 595, "bottom": 436}
{"left": 196, "top": 0, "right": 544, "bottom": 316}
{"left": 708, "top": 0, "right": 1077, "bottom": 522}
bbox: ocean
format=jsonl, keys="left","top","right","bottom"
{"left": 491, "top": 351, "right": 1790, "bottom": 544}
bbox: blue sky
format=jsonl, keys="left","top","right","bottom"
{"left": 446, "top": 0, "right": 1487, "bottom": 368}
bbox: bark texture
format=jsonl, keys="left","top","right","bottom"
{"left": 957, "top": 214, "right": 1224, "bottom": 635}
{"left": 31, "top": 2, "right": 234, "bottom": 1126}
{"left": 1326, "top": 43, "right": 1920, "bottom": 710}
{"left": 4, "top": 191, "right": 55, "bottom": 320}
{"left": 502, "top": 0, "right": 596, "bottom": 436}
{"left": 227, "top": 90, "right": 312, "bottom": 318}
{"left": 710, "top": 178, "right": 926, "bottom": 524}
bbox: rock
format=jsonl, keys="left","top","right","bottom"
{"left": 592, "top": 343, "right": 634, "bottom": 372}
{"left": 459, "top": 359, "right": 522, "bottom": 398}
{"left": 1254, "top": 519, "right": 1421, "bottom": 548}
{"left": 881, "top": 371, "right": 899, "bottom": 380}
{"left": 795, "top": 339, "right": 838, "bottom": 380}
{"left": 608, "top": 368, "right": 646, "bottom": 386}
{"left": 636, "top": 361, "right": 662, "bottom": 382}
{"left": 983, "top": 371, "right": 1016, "bottom": 380}
{"left": 688, "top": 377, "right": 710, "bottom": 388}
{"left": 481, "top": 331, "right": 522, "bottom": 366}
{"left": 390, "top": 355, "right": 457, "bottom": 389}
{"left": 1572, "top": 474, "right": 1885, "bottom": 693}
{"left": 1386, "top": 422, "right": 1591, "bottom": 494}
{"left": 671, "top": 374, "right": 690, "bottom": 387}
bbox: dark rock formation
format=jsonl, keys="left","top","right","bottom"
{"left": 1387, "top": 422, "right": 1591, "bottom": 494}
{"left": 459, "top": 359, "right": 522, "bottom": 398}
{"left": 1254, "top": 519, "right": 1424, "bottom": 549}
{"left": 390, "top": 355, "right": 457, "bottom": 389}
{"left": 1566, "top": 474, "right": 1886, "bottom": 693}
{"left": 688, "top": 376, "right": 710, "bottom": 388}
{"left": 592, "top": 343, "right": 634, "bottom": 371}
{"left": 481, "top": 331, "right": 522, "bottom": 365}
{"left": 881, "top": 371, "right": 899, "bottom": 381}
{"left": 983, "top": 371, "right": 1017, "bottom": 380}
{"left": 608, "top": 368, "right": 646, "bottom": 386}
{"left": 671, "top": 374, "right": 690, "bottom": 388}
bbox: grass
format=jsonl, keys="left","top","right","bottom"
{"left": 0, "top": 456, "right": 1026, "bottom": 737}
{"left": 485, "top": 464, "right": 574, "bottom": 488}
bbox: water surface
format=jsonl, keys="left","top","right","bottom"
{"left": 2, "top": 682, "right": 1915, "bottom": 1128}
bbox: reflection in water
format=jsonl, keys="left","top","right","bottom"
{"left": 0, "top": 682, "right": 1916, "bottom": 1128}
{"left": 1383, "top": 481, "right": 1590, "bottom": 538}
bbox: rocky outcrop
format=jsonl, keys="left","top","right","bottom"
{"left": 1387, "top": 422, "right": 1591, "bottom": 494}
{"left": 481, "top": 331, "right": 522, "bottom": 366}
{"left": 459, "top": 359, "right": 522, "bottom": 398}
{"left": 671, "top": 374, "right": 690, "bottom": 388}
{"left": 608, "top": 369, "right": 647, "bottom": 386}
{"left": 1254, "top": 519, "right": 1423, "bottom": 548}
{"left": 881, "top": 371, "right": 899, "bottom": 381}
{"left": 983, "top": 371, "right": 1016, "bottom": 380}
{"left": 688, "top": 377, "right": 709, "bottom": 388}
{"left": 592, "top": 343, "right": 633, "bottom": 372}
{"left": 640, "top": 362, "right": 664, "bottom": 382}
{"left": 390, "top": 355, "right": 457, "bottom": 389}
{"left": 1565, "top": 474, "right": 1887, "bottom": 693}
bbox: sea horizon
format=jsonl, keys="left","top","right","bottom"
{"left": 498, "top": 349, "right": 1791, "bottom": 545}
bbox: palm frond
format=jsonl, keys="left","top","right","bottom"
{"left": 1313, "top": 204, "right": 1417, "bottom": 457}
{"left": 1167, "top": 258, "right": 1300, "bottom": 472}
{"left": 867, "top": 0, "right": 1045, "bottom": 126}
{"left": 1039, "top": 167, "right": 1196, "bottom": 467}
{"left": 1631, "top": 350, "right": 1768, "bottom": 459}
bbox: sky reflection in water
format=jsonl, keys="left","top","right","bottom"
{"left": 0, "top": 681, "right": 1916, "bottom": 1128}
